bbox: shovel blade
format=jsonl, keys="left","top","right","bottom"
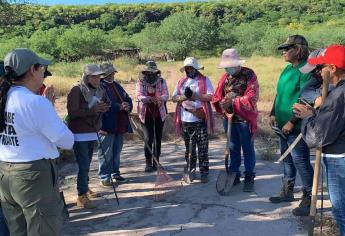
{"left": 303, "top": 216, "right": 315, "bottom": 236}
{"left": 216, "top": 170, "right": 237, "bottom": 196}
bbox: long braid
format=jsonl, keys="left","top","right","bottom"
{"left": 0, "top": 68, "right": 25, "bottom": 132}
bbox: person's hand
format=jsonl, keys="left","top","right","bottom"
{"left": 91, "top": 102, "right": 109, "bottom": 113}
{"left": 121, "top": 102, "right": 130, "bottom": 111}
{"left": 220, "top": 97, "right": 231, "bottom": 111}
{"left": 43, "top": 85, "right": 56, "bottom": 105}
{"left": 172, "top": 95, "right": 187, "bottom": 103}
{"left": 99, "top": 130, "right": 108, "bottom": 136}
{"left": 269, "top": 116, "right": 276, "bottom": 127}
{"left": 314, "top": 96, "right": 322, "bottom": 108}
{"left": 282, "top": 121, "right": 294, "bottom": 135}
{"left": 293, "top": 103, "right": 314, "bottom": 119}
{"left": 152, "top": 97, "right": 162, "bottom": 106}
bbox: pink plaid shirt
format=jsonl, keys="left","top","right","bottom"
{"left": 136, "top": 78, "right": 169, "bottom": 123}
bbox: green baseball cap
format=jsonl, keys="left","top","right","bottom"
{"left": 4, "top": 48, "right": 51, "bottom": 76}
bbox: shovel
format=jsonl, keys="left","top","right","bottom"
{"left": 306, "top": 73, "right": 330, "bottom": 235}
{"left": 183, "top": 127, "right": 196, "bottom": 184}
{"left": 216, "top": 114, "right": 237, "bottom": 195}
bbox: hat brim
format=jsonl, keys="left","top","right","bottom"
{"left": 142, "top": 68, "right": 160, "bottom": 73}
{"left": 89, "top": 70, "right": 105, "bottom": 76}
{"left": 277, "top": 43, "right": 294, "bottom": 50}
{"left": 37, "top": 57, "right": 52, "bottom": 66}
{"left": 179, "top": 65, "right": 204, "bottom": 72}
{"left": 101, "top": 69, "right": 117, "bottom": 78}
{"left": 299, "top": 64, "right": 316, "bottom": 74}
{"left": 308, "top": 57, "right": 326, "bottom": 66}
{"left": 217, "top": 60, "right": 245, "bottom": 69}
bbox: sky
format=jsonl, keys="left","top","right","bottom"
{"left": 32, "top": 0, "right": 205, "bottom": 5}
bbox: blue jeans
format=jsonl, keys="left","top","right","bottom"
{"left": 323, "top": 156, "right": 345, "bottom": 235}
{"left": 223, "top": 119, "right": 256, "bottom": 177}
{"left": 97, "top": 134, "right": 123, "bottom": 181}
{"left": 280, "top": 131, "right": 313, "bottom": 194}
{"left": 0, "top": 206, "right": 9, "bottom": 236}
{"left": 73, "top": 141, "right": 95, "bottom": 195}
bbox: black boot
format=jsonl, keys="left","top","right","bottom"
{"left": 243, "top": 175, "right": 254, "bottom": 192}
{"left": 292, "top": 192, "right": 311, "bottom": 216}
{"left": 269, "top": 179, "right": 295, "bottom": 203}
{"left": 145, "top": 158, "right": 153, "bottom": 173}
{"left": 233, "top": 176, "right": 241, "bottom": 186}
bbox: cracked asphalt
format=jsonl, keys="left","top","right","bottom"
{"left": 59, "top": 139, "right": 312, "bottom": 236}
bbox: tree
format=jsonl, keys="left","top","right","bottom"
{"left": 0, "top": 0, "right": 28, "bottom": 32}
{"left": 155, "top": 12, "right": 218, "bottom": 59}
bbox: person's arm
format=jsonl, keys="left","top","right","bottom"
{"left": 136, "top": 81, "right": 151, "bottom": 103}
{"left": 300, "top": 76, "right": 322, "bottom": 105}
{"left": 160, "top": 79, "right": 169, "bottom": 102}
{"left": 172, "top": 83, "right": 187, "bottom": 103}
{"left": 193, "top": 78, "right": 213, "bottom": 102}
{"left": 301, "top": 96, "right": 345, "bottom": 148}
{"left": 35, "top": 98, "right": 74, "bottom": 149}
{"left": 67, "top": 86, "right": 98, "bottom": 118}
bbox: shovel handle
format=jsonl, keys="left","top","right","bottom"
{"left": 309, "top": 73, "right": 330, "bottom": 220}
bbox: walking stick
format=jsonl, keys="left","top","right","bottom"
{"left": 97, "top": 131, "right": 120, "bottom": 206}
{"left": 307, "top": 74, "right": 330, "bottom": 236}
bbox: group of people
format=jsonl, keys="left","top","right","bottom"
{"left": 0, "top": 34, "right": 344, "bottom": 235}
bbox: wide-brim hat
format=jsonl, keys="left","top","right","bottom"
{"left": 83, "top": 64, "right": 104, "bottom": 76}
{"left": 299, "top": 48, "right": 324, "bottom": 74}
{"left": 142, "top": 60, "right": 160, "bottom": 73}
{"left": 100, "top": 61, "right": 117, "bottom": 78}
{"left": 217, "top": 48, "right": 245, "bottom": 68}
{"left": 180, "top": 57, "right": 204, "bottom": 72}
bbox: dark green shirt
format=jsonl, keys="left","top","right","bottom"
{"left": 275, "top": 61, "right": 311, "bottom": 129}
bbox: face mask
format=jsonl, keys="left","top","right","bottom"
{"left": 225, "top": 67, "right": 238, "bottom": 76}
{"left": 186, "top": 68, "right": 198, "bottom": 79}
{"left": 145, "top": 73, "right": 158, "bottom": 85}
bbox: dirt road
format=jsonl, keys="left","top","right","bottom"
{"left": 59, "top": 139, "right": 317, "bottom": 236}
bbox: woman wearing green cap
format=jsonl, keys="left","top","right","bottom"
{"left": 0, "top": 48, "right": 74, "bottom": 235}
{"left": 0, "top": 60, "right": 9, "bottom": 236}
{"left": 269, "top": 35, "right": 314, "bottom": 217}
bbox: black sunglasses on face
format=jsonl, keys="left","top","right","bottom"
{"left": 282, "top": 45, "right": 295, "bottom": 52}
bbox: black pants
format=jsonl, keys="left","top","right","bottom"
{"left": 182, "top": 121, "right": 209, "bottom": 175}
{"left": 142, "top": 117, "right": 164, "bottom": 167}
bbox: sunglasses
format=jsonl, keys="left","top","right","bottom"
{"left": 34, "top": 63, "right": 48, "bottom": 71}
{"left": 282, "top": 45, "right": 296, "bottom": 52}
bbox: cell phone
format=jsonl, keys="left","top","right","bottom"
{"left": 271, "top": 126, "right": 287, "bottom": 140}
{"left": 298, "top": 97, "right": 312, "bottom": 107}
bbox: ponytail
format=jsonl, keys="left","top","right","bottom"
{"left": 0, "top": 68, "right": 25, "bottom": 132}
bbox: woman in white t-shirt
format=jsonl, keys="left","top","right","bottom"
{"left": 0, "top": 48, "right": 74, "bottom": 236}
{"left": 172, "top": 57, "right": 215, "bottom": 184}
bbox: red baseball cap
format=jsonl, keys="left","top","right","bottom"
{"left": 308, "top": 44, "right": 345, "bottom": 70}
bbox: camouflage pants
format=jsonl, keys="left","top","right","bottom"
{"left": 182, "top": 121, "right": 209, "bottom": 175}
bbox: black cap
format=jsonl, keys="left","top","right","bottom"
{"left": 277, "top": 35, "right": 308, "bottom": 50}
